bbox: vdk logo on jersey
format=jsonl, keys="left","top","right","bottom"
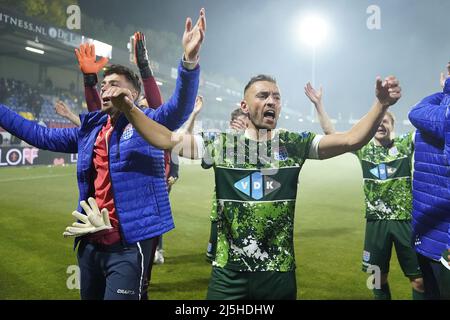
{"left": 369, "top": 163, "right": 397, "bottom": 180}
{"left": 234, "top": 172, "right": 281, "bottom": 200}
{"left": 122, "top": 124, "right": 134, "bottom": 140}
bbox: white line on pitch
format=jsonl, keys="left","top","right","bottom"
{"left": 0, "top": 173, "right": 74, "bottom": 183}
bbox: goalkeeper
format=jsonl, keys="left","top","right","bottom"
{"left": 0, "top": 8, "right": 205, "bottom": 300}
{"left": 61, "top": 31, "right": 170, "bottom": 300}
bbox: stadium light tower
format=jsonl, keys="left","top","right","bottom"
{"left": 298, "top": 14, "right": 328, "bottom": 120}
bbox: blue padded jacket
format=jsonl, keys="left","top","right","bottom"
{"left": 408, "top": 79, "right": 450, "bottom": 260}
{"left": 0, "top": 61, "right": 199, "bottom": 245}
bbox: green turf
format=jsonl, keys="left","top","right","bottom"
{"left": 0, "top": 154, "right": 414, "bottom": 300}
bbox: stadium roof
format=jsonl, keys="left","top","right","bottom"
{"left": 0, "top": 8, "right": 84, "bottom": 69}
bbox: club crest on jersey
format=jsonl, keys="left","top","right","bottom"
{"left": 122, "top": 124, "right": 134, "bottom": 140}
{"left": 369, "top": 163, "right": 397, "bottom": 180}
{"left": 363, "top": 250, "right": 371, "bottom": 262}
{"left": 273, "top": 146, "right": 288, "bottom": 161}
{"left": 234, "top": 172, "right": 281, "bottom": 200}
{"left": 389, "top": 146, "right": 399, "bottom": 156}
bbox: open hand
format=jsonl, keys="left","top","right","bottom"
{"left": 134, "top": 31, "right": 150, "bottom": 69}
{"left": 63, "top": 197, "right": 112, "bottom": 237}
{"left": 230, "top": 118, "right": 247, "bottom": 132}
{"left": 440, "top": 72, "right": 450, "bottom": 88}
{"left": 304, "top": 82, "right": 323, "bottom": 106}
{"left": 54, "top": 101, "right": 72, "bottom": 118}
{"left": 75, "top": 43, "right": 109, "bottom": 74}
{"left": 182, "top": 8, "right": 206, "bottom": 62}
{"left": 193, "top": 95, "right": 204, "bottom": 114}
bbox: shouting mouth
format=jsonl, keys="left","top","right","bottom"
{"left": 101, "top": 95, "right": 111, "bottom": 106}
{"left": 263, "top": 109, "right": 276, "bottom": 122}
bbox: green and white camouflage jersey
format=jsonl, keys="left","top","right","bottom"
{"left": 202, "top": 155, "right": 219, "bottom": 222}
{"left": 209, "top": 193, "right": 218, "bottom": 222}
{"left": 354, "top": 132, "right": 414, "bottom": 221}
{"left": 198, "top": 130, "right": 319, "bottom": 272}
{"left": 201, "top": 159, "right": 219, "bottom": 222}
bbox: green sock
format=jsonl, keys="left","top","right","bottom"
{"left": 373, "top": 283, "right": 391, "bottom": 300}
{"left": 412, "top": 289, "right": 425, "bottom": 300}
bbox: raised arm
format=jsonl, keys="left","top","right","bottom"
{"left": 151, "top": 8, "right": 206, "bottom": 131}
{"left": 440, "top": 62, "right": 450, "bottom": 88}
{"left": 0, "top": 104, "right": 78, "bottom": 153}
{"left": 142, "top": 77, "right": 163, "bottom": 108}
{"left": 179, "top": 95, "right": 203, "bottom": 134}
{"left": 133, "top": 31, "right": 164, "bottom": 108}
{"left": 75, "top": 43, "right": 109, "bottom": 112}
{"left": 317, "top": 76, "right": 401, "bottom": 159}
{"left": 84, "top": 85, "right": 102, "bottom": 112}
{"left": 55, "top": 100, "right": 81, "bottom": 126}
{"left": 304, "top": 82, "right": 336, "bottom": 135}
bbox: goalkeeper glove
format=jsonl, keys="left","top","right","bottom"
{"left": 75, "top": 43, "right": 109, "bottom": 87}
{"left": 63, "top": 197, "right": 112, "bottom": 237}
{"left": 134, "top": 31, "right": 153, "bottom": 79}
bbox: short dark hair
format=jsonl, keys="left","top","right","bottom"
{"left": 103, "top": 64, "right": 141, "bottom": 97}
{"left": 230, "top": 108, "right": 246, "bottom": 121}
{"left": 244, "top": 74, "right": 277, "bottom": 94}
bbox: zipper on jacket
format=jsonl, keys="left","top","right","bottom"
{"left": 107, "top": 122, "right": 127, "bottom": 244}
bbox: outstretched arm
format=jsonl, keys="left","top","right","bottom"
{"left": 133, "top": 31, "right": 164, "bottom": 108}
{"left": 179, "top": 95, "right": 203, "bottom": 134}
{"left": 55, "top": 101, "right": 81, "bottom": 127}
{"left": 304, "top": 82, "right": 336, "bottom": 135}
{"left": 75, "top": 43, "right": 109, "bottom": 112}
{"left": 142, "top": 77, "right": 163, "bottom": 108}
{"left": 151, "top": 8, "right": 206, "bottom": 130}
{"left": 440, "top": 62, "right": 450, "bottom": 88}
{"left": 440, "top": 73, "right": 448, "bottom": 89}
{"left": 317, "top": 76, "right": 401, "bottom": 159}
{"left": 0, "top": 104, "right": 78, "bottom": 152}
{"left": 84, "top": 85, "right": 102, "bottom": 112}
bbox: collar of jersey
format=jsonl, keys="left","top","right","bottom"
{"left": 244, "top": 129, "right": 279, "bottom": 142}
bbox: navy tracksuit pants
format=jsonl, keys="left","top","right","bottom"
{"left": 77, "top": 238, "right": 155, "bottom": 300}
{"left": 417, "top": 253, "right": 450, "bottom": 300}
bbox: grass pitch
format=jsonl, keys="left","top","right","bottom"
{"left": 0, "top": 154, "right": 412, "bottom": 299}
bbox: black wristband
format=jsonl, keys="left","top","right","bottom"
{"left": 83, "top": 73, "right": 98, "bottom": 87}
{"left": 139, "top": 66, "right": 153, "bottom": 79}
